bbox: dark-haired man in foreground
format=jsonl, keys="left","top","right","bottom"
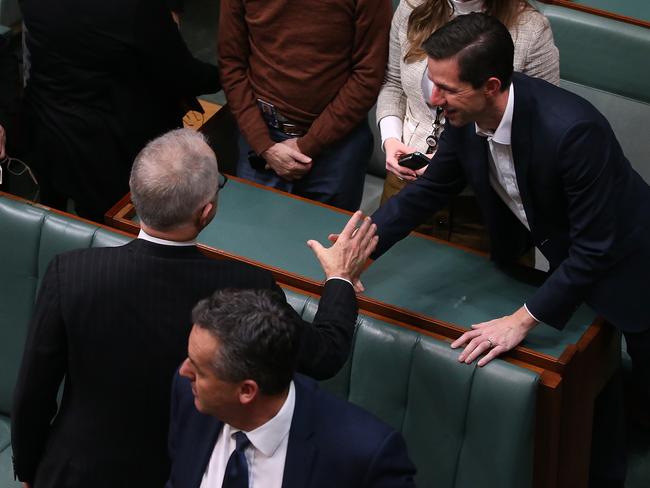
{"left": 166, "top": 288, "right": 416, "bottom": 488}
{"left": 370, "top": 13, "right": 650, "bottom": 487}
{"left": 12, "top": 128, "right": 377, "bottom": 487}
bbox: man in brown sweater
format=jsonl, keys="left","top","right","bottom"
{"left": 218, "top": 0, "right": 391, "bottom": 211}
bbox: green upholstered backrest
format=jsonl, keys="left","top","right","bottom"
{"left": 0, "top": 0, "right": 20, "bottom": 28}
{"left": 532, "top": 1, "right": 650, "bottom": 104}
{"left": 0, "top": 197, "right": 132, "bottom": 415}
{"left": 288, "top": 290, "right": 539, "bottom": 488}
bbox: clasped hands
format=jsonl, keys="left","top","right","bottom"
{"left": 262, "top": 138, "right": 312, "bottom": 181}
{"left": 307, "top": 211, "right": 377, "bottom": 293}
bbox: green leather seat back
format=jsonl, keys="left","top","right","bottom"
{"left": 533, "top": 1, "right": 650, "bottom": 104}
{"left": 0, "top": 0, "right": 21, "bottom": 27}
{"left": 287, "top": 290, "right": 539, "bottom": 488}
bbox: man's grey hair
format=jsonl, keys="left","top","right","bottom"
{"left": 130, "top": 129, "right": 219, "bottom": 231}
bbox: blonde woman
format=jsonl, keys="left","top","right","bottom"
{"left": 377, "top": 0, "right": 559, "bottom": 249}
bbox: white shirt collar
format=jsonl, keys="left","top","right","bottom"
{"left": 450, "top": 0, "right": 485, "bottom": 16}
{"left": 137, "top": 228, "right": 197, "bottom": 247}
{"left": 475, "top": 83, "right": 514, "bottom": 145}
{"left": 238, "top": 381, "right": 295, "bottom": 458}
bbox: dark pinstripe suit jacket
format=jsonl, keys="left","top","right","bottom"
{"left": 11, "top": 239, "right": 356, "bottom": 487}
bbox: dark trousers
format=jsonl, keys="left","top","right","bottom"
{"left": 237, "top": 121, "right": 372, "bottom": 212}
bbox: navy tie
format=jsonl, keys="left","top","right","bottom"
{"left": 222, "top": 431, "right": 250, "bottom": 488}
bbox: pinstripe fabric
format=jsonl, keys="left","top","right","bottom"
{"left": 11, "top": 239, "right": 356, "bottom": 487}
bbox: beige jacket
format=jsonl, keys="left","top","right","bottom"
{"left": 376, "top": 0, "right": 560, "bottom": 152}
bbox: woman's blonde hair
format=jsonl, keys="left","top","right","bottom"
{"left": 405, "top": 0, "right": 529, "bottom": 62}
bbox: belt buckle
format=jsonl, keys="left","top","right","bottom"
{"left": 281, "top": 123, "right": 305, "bottom": 137}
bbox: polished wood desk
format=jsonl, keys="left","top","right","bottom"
{"left": 106, "top": 177, "right": 620, "bottom": 488}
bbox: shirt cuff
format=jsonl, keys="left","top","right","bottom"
{"left": 523, "top": 303, "right": 541, "bottom": 323}
{"left": 378, "top": 116, "right": 403, "bottom": 151}
{"left": 325, "top": 276, "right": 354, "bottom": 287}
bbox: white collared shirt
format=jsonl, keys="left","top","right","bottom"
{"left": 200, "top": 381, "right": 296, "bottom": 488}
{"left": 475, "top": 86, "right": 541, "bottom": 321}
{"left": 137, "top": 229, "right": 197, "bottom": 247}
{"left": 475, "top": 85, "right": 530, "bottom": 231}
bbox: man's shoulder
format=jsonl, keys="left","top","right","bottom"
{"left": 513, "top": 73, "right": 606, "bottom": 130}
{"left": 53, "top": 240, "right": 274, "bottom": 282}
{"left": 295, "top": 375, "right": 395, "bottom": 440}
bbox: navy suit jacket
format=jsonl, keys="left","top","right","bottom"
{"left": 371, "top": 73, "right": 650, "bottom": 331}
{"left": 166, "top": 374, "right": 416, "bottom": 488}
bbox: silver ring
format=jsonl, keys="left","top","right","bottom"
{"left": 486, "top": 338, "right": 495, "bottom": 348}
{"left": 397, "top": 176, "right": 404, "bottom": 181}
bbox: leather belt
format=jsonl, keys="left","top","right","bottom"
{"left": 258, "top": 99, "right": 310, "bottom": 137}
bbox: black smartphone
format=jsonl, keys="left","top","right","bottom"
{"left": 398, "top": 151, "right": 430, "bottom": 170}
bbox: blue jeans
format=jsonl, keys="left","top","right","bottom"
{"left": 236, "top": 121, "right": 372, "bottom": 211}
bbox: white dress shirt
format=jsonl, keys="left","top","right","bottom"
{"left": 474, "top": 85, "right": 540, "bottom": 321}
{"left": 200, "top": 381, "right": 296, "bottom": 488}
{"left": 137, "top": 229, "right": 197, "bottom": 247}
{"left": 474, "top": 85, "right": 530, "bottom": 231}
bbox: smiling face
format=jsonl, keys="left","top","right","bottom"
{"left": 426, "top": 56, "right": 492, "bottom": 128}
{"left": 179, "top": 325, "right": 242, "bottom": 418}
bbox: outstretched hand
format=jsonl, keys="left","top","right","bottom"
{"left": 307, "top": 211, "right": 378, "bottom": 293}
{"left": 450, "top": 306, "right": 538, "bottom": 367}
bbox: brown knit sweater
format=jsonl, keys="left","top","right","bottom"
{"left": 218, "top": 0, "right": 392, "bottom": 157}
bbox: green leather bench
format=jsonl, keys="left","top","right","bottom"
{"left": 0, "top": 193, "right": 539, "bottom": 487}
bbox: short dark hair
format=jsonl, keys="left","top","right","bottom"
{"left": 192, "top": 289, "right": 301, "bottom": 395}
{"left": 423, "top": 12, "right": 514, "bottom": 90}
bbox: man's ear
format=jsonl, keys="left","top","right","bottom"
{"left": 198, "top": 200, "right": 217, "bottom": 229}
{"left": 238, "top": 380, "right": 259, "bottom": 405}
{"left": 484, "top": 77, "right": 502, "bottom": 97}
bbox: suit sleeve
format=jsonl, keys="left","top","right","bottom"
{"left": 525, "top": 121, "right": 622, "bottom": 327}
{"left": 296, "top": 0, "right": 392, "bottom": 156}
{"left": 371, "top": 126, "right": 468, "bottom": 258}
{"left": 11, "top": 257, "right": 68, "bottom": 483}
{"left": 280, "top": 279, "right": 357, "bottom": 381}
{"left": 362, "top": 431, "right": 417, "bottom": 488}
{"left": 134, "top": 0, "right": 220, "bottom": 97}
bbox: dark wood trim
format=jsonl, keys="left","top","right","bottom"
{"left": 538, "top": 0, "right": 650, "bottom": 29}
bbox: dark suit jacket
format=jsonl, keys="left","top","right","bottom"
{"left": 20, "top": 0, "right": 220, "bottom": 219}
{"left": 11, "top": 239, "right": 357, "bottom": 487}
{"left": 166, "top": 373, "right": 416, "bottom": 488}
{"left": 372, "top": 73, "right": 650, "bottom": 331}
